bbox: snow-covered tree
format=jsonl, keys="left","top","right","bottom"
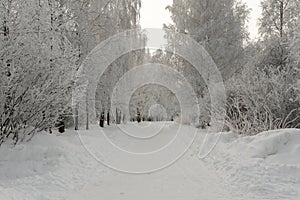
{"left": 65, "top": 0, "right": 143, "bottom": 128}
{"left": 166, "top": 0, "right": 249, "bottom": 80}
{"left": 257, "top": 0, "right": 300, "bottom": 68}
{"left": 0, "top": 0, "right": 77, "bottom": 145}
{"left": 95, "top": 49, "right": 147, "bottom": 124}
{"left": 290, "top": 19, "right": 300, "bottom": 65}
{"left": 259, "top": 0, "right": 300, "bottom": 39}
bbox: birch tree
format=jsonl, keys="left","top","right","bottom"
{"left": 258, "top": 0, "right": 300, "bottom": 67}
{"left": 166, "top": 0, "right": 249, "bottom": 80}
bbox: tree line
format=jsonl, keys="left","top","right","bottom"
{"left": 0, "top": 0, "right": 299, "bottom": 146}
{"left": 163, "top": 0, "right": 300, "bottom": 134}
{"left": 0, "top": 0, "right": 141, "bottom": 145}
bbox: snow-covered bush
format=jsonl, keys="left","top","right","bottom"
{"left": 0, "top": 0, "right": 77, "bottom": 145}
{"left": 224, "top": 64, "right": 300, "bottom": 135}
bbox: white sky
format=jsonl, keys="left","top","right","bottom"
{"left": 140, "top": 0, "right": 262, "bottom": 40}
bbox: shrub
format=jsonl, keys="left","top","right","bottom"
{"left": 224, "top": 64, "right": 300, "bottom": 135}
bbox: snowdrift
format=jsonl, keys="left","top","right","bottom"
{"left": 240, "top": 129, "right": 300, "bottom": 164}
{"left": 0, "top": 130, "right": 107, "bottom": 200}
{"left": 204, "top": 128, "right": 300, "bottom": 200}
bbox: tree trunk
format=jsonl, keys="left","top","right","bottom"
{"left": 279, "top": 1, "right": 284, "bottom": 38}
{"left": 86, "top": 94, "right": 89, "bottom": 130}
{"left": 74, "top": 104, "right": 79, "bottom": 130}
{"left": 99, "top": 112, "right": 104, "bottom": 128}
{"left": 107, "top": 111, "right": 110, "bottom": 126}
{"left": 115, "top": 108, "right": 118, "bottom": 124}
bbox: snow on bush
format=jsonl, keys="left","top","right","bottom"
{"left": 0, "top": 0, "right": 77, "bottom": 146}
{"left": 223, "top": 64, "right": 300, "bottom": 135}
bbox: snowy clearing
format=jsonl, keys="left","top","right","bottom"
{"left": 0, "top": 122, "right": 299, "bottom": 200}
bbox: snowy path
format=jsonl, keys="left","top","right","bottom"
{"left": 68, "top": 152, "right": 236, "bottom": 200}
{"left": 67, "top": 123, "right": 239, "bottom": 200}
{"left": 1, "top": 122, "right": 299, "bottom": 200}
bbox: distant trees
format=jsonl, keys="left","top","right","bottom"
{"left": 95, "top": 49, "right": 147, "bottom": 125}
{"left": 128, "top": 84, "right": 180, "bottom": 121}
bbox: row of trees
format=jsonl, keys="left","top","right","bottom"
{"left": 0, "top": 0, "right": 299, "bottom": 145}
{"left": 150, "top": 0, "right": 249, "bottom": 127}
{"left": 152, "top": 0, "right": 299, "bottom": 134}
{"left": 95, "top": 49, "right": 146, "bottom": 126}
{"left": 0, "top": 0, "right": 142, "bottom": 145}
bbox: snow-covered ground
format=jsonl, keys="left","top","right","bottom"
{"left": 0, "top": 122, "right": 299, "bottom": 200}
{"left": 202, "top": 129, "right": 300, "bottom": 200}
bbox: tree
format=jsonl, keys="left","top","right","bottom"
{"left": 166, "top": 0, "right": 249, "bottom": 80}
{"left": 72, "top": 0, "right": 143, "bottom": 127}
{"left": 0, "top": 0, "right": 77, "bottom": 145}
{"left": 96, "top": 49, "right": 147, "bottom": 124}
{"left": 258, "top": 0, "right": 300, "bottom": 68}
{"left": 259, "top": 0, "right": 300, "bottom": 39}
{"left": 290, "top": 19, "right": 300, "bottom": 65}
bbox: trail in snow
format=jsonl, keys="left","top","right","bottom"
{"left": 0, "top": 122, "right": 299, "bottom": 200}
{"left": 68, "top": 122, "right": 240, "bottom": 200}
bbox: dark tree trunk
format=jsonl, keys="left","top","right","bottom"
{"left": 58, "top": 121, "right": 65, "bottom": 133}
{"left": 136, "top": 108, "right": 141, "bottom": 123}
{"left": 279, "top": 1, "right": 284, "bottom": 38}
{"left": 99, "top": 112, "right": 105, "bottom": 128}
{"left": 107, "top": 111, "right": 110, "bottom": 126}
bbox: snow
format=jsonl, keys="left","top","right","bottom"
{"left": 203, "top": 129, "right": 300, "bottom": 200}
{"left": 0, "top": 123, "right": 299, "bottom": 200}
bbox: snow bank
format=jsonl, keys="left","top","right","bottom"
{"left": 0, "top": 133, "right": 66, "bottom": 179}
{"left": 203, "top": 128, "right": 300, "bottom": 200}
{"left": 0, "top": 129, "right": 107, "bottom": 200}
{"left": 241, "top": 129, "right": 300, "bottom": 164}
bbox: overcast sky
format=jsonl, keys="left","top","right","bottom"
{"left": 140, "top": 0, "right": 262, "bottom": 40}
